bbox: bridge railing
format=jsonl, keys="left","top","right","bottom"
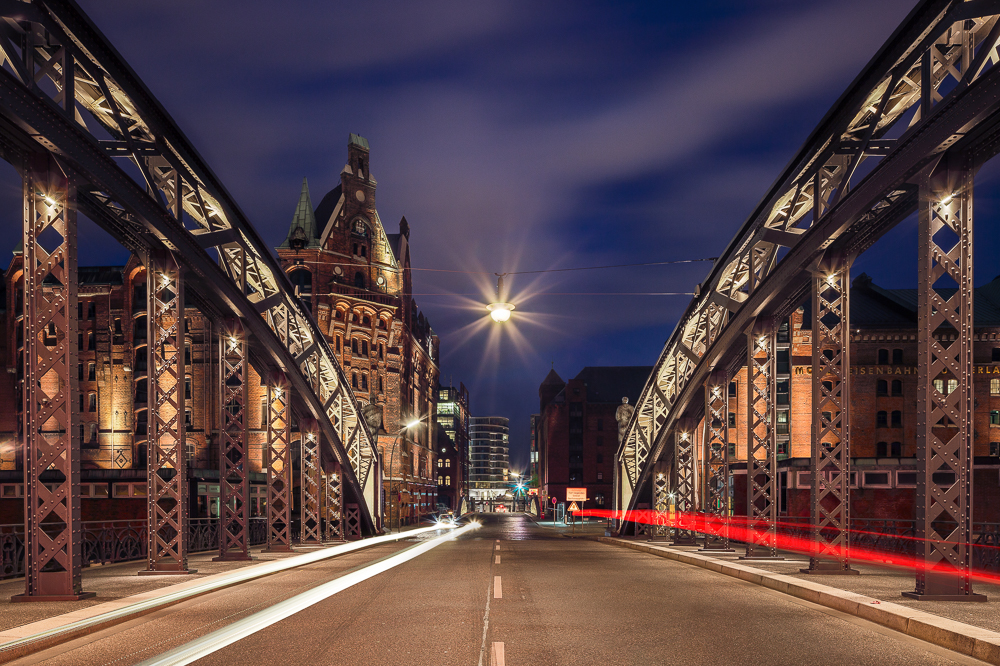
{"left": 0, "top": 519, "right": 269, "bottom": 582}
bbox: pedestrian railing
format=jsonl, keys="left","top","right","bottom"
{"left": 0, "top": 517, "right": 268, "bottom": 581}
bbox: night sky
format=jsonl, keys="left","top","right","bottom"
{"left": 9, "top": 0, "right": 1000, "bottom": 472}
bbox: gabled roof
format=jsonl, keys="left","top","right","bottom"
{"left": 279, "top": 178, "right": 320, "bottom": 249}
{"left": 541, "top": 368, "right": 565, "bottom": 387}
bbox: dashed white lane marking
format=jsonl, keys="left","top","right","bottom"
{"left": 495, "top": 555, "right": 501, "bottom": 564}
{"left": 491, "top": 641, "right": 506, "bottom": 666}
{"left": 494, "top": 576, "right": 502, "bottom": 599}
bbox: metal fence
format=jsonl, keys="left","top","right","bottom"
{"left": 776, "top": 516, "right": 1000, "bottom": 571}
{"left": 0, "top": 517, "right": 268, "bottom": 581}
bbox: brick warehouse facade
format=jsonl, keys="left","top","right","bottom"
{"left": 0, "top": 134, "right": 441, "bottom": 529}
{"left": 704, "top": 273, "right": 1000, "bottom": 523}
{"left": 536, "top": 367, "right": 651, "bottom": 516}
{"left": 276, "top": 134, "right": 440, "bottom": 527}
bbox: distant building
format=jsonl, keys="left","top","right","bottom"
{"left": 435, "top": 384, "right": 470, "bottom": 509}
{"left": 536, "top": 366, "right": 651, "bottom": 513}
{"left": 469, "top": 416, "right": 510, "bottom": 500}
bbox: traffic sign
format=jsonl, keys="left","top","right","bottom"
{"left": 567, "top": 501, "right": 580, "bottom": 512}
{"left": 551, "top": 497, "right": 557, "bottom": 505}
{"left": 566, "top": 487, "right": 587, "bottom": 502}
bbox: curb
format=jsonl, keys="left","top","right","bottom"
{"left": 598, "top": 537, "right": 1000, "bottom": 665}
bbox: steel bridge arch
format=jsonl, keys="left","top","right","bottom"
{"left": 0, "top": 0, "right": 379, "bottom": 533}
{"left": 616, "top": 0, "right": 1000, "bottom": 524}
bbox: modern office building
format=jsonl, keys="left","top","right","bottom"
{"left": 435, "top": 384, "right": 470, "bottom": 509}
{"left": 469, "top": 416, "right": 510, "bottom": 500}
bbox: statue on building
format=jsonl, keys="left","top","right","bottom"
{"left": 615, "top": 396, "right": 634, "bottom": 444}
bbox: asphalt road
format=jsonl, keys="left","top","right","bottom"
{"left": 14, "top": 514, "right": 988, "bottom": 666}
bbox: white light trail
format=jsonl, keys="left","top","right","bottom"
{"left": 0, "top": 523, "right": 455, "bottom": 658}
{"left": 138, "top": 522, "right": 479, "bottom": 666}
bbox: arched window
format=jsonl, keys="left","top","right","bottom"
{"left": 891, "top": 380, "right": 902, "bottom": 396}
{"left": 877, "top": 349, "right": 889, "bottom": 365}
{"left": 876, "top": 411, "right": 887, "bottom": 427}
{"left": 351, "top": 338, "right": 358, "bottom": 354}
{"left": 354, "top": 272, "right": 365, "bottom": 289}
{"left": 445, "top": 476, "right": 451, "bottom": 486}
{"left": 891, "top": 441, "right": 902, "bottom": 457}
{"left": 876, "top": 380, "right": 887, "bottom": 396}
{"left": 437, "top": 459, "right": 443, "bottom": 468}
{"left": 891, "top": 410, "right": 902, "bottom": 427}
{"left": 445, "top": 459, "right": 451, "bottom": 467}
{"left": 361, "top": 374, "right": 368, "bottom": 390}
{"left": 351, "top": 373, "right": 358, "bottom": 389}
{"left": 289, "top": 269, "right": 313, "bottom": 310}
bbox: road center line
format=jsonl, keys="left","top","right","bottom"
{"left": 491, "top": 641, "right": 506, "bottom": 666}
{"left": 494, "top": 576, "right": 503, "bottom": 599}
{"left": 136, "top": 523, "right": 479, "bottom": 666}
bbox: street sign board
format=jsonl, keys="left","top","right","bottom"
{"left": 567, "top": 501, "right": 580, "bottom": 512}
{"left": 566, "top": 487, "right": 587, "bottom": 502}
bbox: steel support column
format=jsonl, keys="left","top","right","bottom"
{"left": 650, "top": 465, "right": 669, "bottom": 541}
{"left": 13, "top": 155, "right": 94, "bottom": 601}
{"left": 803, "top": 258, "right": 857, "bottom": 575}
{"left": 672, "top": 426, "right": 698, "bottom": 545}
{"left": 141, "top": 251, "right": 193, "bottom": 574}
{"left": 265, "top": 373, "right": 292, "bottom": 552}
{"left": 702, "top": 373, "right": 733, "bottom": 551}
{"left": 904, "top": 158, "right": 985, "bottom": 601}
{"left": 742, "top": 320, "right": 782, "bottom": 560}
{"left": 215, "top": 318, "right": 250, "bottom": 561}
{"left": 300, "top": 419, "right": 322, "bottom": 545}
{"left": 323, "top": 464, "right": 343, "bottom": 542}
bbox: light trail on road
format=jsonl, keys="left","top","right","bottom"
{"left": 0, "top": 523, "right": 458, "bottom": 660}
{"left": 136, "top": 522, "right": 479, "bottom": 666}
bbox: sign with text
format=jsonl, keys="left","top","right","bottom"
{"left": 566, "top": 487, "right": 587, "bottom": 502}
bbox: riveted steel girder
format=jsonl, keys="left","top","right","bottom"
{"left": 803, "top": 258, "right": 856, "bottom": 575}
{"left": 300, "top": 420, "right": 322, "bottom": 545}
{"left": 13, "top": 154, "right": 93, "bottom": 601}
{"left": 265, "top": 374, "right": 293, "bottom": 552}
{"left": 142, "top": 251, "right": 192, "bottom": 575}
{"left": 216, "top": 318, "right": 250, "bottom": 562}
{"left": 617, "top": 1, "right": 1000, "bottom": 523}
{"left": 703, "top": 373, "right": 731, "bottom": 551}
{"left": 904, "top": 157, "right": 985, "bottom": 601}
{"left": 0, "top": 0, "right": 377, "bottom": 535}
{"left": 743, "top": 321, "right": 780, "bottom": 560}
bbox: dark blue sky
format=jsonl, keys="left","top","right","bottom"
{"left": 9, "top": 0, "right": 994, "bottom": 470}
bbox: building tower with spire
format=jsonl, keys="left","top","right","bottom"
{"left": 277, "top": 134, "right": 441, "bottom": 528}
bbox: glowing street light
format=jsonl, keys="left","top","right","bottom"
{"left": 487, "top": 273, "right": 515, "bottom": 323}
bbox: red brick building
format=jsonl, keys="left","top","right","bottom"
{"left": 536, "top": 367, "right": 650, "bottom": 516}
{"left": 0, "top": 134, "right": 441, "bottom": 529}
{"left": 719, "top": 273, "right": 1000, "bottom": 522}
{"left": 276, "top": 134, "right": 440, "bottom": 526}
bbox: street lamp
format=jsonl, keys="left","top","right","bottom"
{"left": 387, "top": 417, "right": 422, "bottom": 533}
{"left": 487, "top": 273, "right": 515, "bottom": 323}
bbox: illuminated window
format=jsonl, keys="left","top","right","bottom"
{"left": 933, "top": 379, "right": 944, "bottom": 394}
{"left": 445, "top": 476, "right": 451, "bottom": 485}
{"left": 947, "top": 379, "right": 957, "bottom": 394}
{"left": 992, "top": 378, "right": 1000, "bottom": 395}
{"left": 992, "top": 410, "right": 1000, "bottom": 426}
{"left": 437, "top": 459, "right": 442, "bottom": 468}
{"left": 445, "top": 459, "right": 451, "bottom": 467}
{"left": 438, "top": 476, "right": 443, "bottom": 485}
